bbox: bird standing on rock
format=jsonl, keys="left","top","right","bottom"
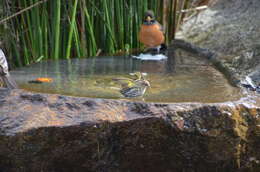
{"left": 0, "top": 49, "right": 18, "bottom": 89}
{"left": 139, "top": 10, "right": 166, "bottom": 53}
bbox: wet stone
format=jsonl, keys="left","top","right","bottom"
{"left": 1, "top": 0, "right": 260, "bottom": 170}
{"left": 20, "top": 94, "right": 47, "bottom": 103}
{"left": 0, "top": 86, "right": 259, "bottom": 171}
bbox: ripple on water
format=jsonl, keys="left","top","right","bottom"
{"left": 11, "top": 50, "right": 244, "bottom": 103}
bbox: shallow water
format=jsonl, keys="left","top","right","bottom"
{"left": 11, "top": 50, "right": 243, "bottom": 103}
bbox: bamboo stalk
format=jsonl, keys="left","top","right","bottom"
{"left": 65, "top": 0, "right": 78, "bottom": 59}
{"left": 1, "top": 0, "right": 197, "bottom": 66}
{"left": 172, "top": 0, "right": 178, "bottom": 40}
{"left": 83, "top": 4, "right": 97, "bottom": 56}
{"left": 53, "top": 0, "right": 61, "bottom": 59}
{"left": 0, "top": 0, "right": 48, "bottom": 25}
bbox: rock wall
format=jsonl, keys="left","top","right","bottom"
{"left": 177, "top": 0, "right": 260, "bottom": 85}
{"left": 0, "top": 88, "right": 260, "bottom": 171}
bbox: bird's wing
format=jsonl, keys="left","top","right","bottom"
{"left": 0, "top": 49, "right": 9, "bottom": 75}
{"left": 155, "top": 21, "right": 164, "bottom": 33}
{"left": 0, "top": 49, "right": 17, "bottom": 89}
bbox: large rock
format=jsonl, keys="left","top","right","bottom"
{"left": 0, "top": 88, "right": 260, "bottom": 171}
{"left": 177, "top": 0, "right": 260, "bottom": 85}
{"left": 0, "top": 0, "right": 260, "bottom": 171}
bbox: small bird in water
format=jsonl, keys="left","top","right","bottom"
{"left": 113, "top": 72, "right": 150, "bottom": 98}
{"left": 120, "top": 79, "right": 150, "bottom": 98}
{"left": 139, "top": 10, "right": 166, "bottom": 53}
{"left": 0, "top": 49, "right": 18, "bottom": 89}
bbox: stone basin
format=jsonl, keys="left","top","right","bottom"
{"left": 0, "top": 45, "right": 259, "bottom": 172}
{"left": 1, "top": 0, "right": 260, "bottom": 171}
{"left": 11, "top": 48, "right": 242, "bottom": 103}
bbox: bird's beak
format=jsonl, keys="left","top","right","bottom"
{"left": 146, "top": 16, "right": 152, "bottom": 22}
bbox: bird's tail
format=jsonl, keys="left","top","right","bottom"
{"left": 160, "top": 43, "right": 167, "bottom": 51}
{"left": 1, "top": 75, "right": 18, "bottom": 89}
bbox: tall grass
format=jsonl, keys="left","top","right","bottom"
{"left": 0, "top": 0, "right": 194, "bottom": 67}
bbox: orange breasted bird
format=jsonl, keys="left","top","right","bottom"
{"left": 139, "top": 10, "right": 165, "bottom": 53}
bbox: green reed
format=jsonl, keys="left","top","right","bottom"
{"left": 0, "top": 0, "right": 194, "bottom": 67}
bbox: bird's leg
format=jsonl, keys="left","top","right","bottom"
{"left": 144, "top": 46, "right": 160, "bottom": 54}
{"left": 156, "top": 45, "right": 161, "bottom": 54}
{"left": 157, "top": 47, "right": 160, "bottom": 53}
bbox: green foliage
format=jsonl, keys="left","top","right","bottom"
{"left": 0, "top": 0, "right": 192, "bottom": 66}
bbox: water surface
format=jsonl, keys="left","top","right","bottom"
{"left": 11, "top": 50, "right": 243, "bottom": 103}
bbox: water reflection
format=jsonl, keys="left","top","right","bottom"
{"left": 11, "top": 49, "right": 243, "bottom": 103}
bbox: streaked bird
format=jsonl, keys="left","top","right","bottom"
{"left": 139, "top": 10, "right": 165, "bottom": 53}
{"left": 0, "top": 49, "right": 18, "bottom": 89}
{"left": 120, "top": 79, "right": 150, "bottom": 98}
{"left": 113, "top": 72, "right": 150, "bottom": 98}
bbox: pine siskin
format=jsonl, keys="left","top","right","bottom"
{"left": 113, "top": 72, "right": 150, "bottom": 98}
{"left": 120, "top": 79, "right": 150, "bottom": 98}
